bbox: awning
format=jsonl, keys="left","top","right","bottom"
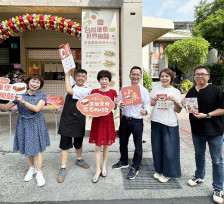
{"left": 142, "top": 16, "right": 174, "bottom": 47}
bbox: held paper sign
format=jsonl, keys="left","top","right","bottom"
{"left": 77, "top": 93, "right": 114, "bottom": 117}
{"left": 185, "top": 97, "right": 199, "bottom": 113}
{"left": 156, "top": 94, "right": 168, "bottom": 110}
{"left": 59, "top": 43, "right": 76, "bottom": 73}
{"left": 0, "top": 77, "right": 27, "bottom": 101}
{"left": 121, "top": 85, "right": 142, "bottom": 106}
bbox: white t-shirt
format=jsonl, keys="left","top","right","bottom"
{"left": 150, "top": 85, "right": 182, "bottom": 127}
{"left": 70, "top": 75, "right": 90, "bottom": 100}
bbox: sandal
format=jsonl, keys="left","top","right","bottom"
{"left": 101, "top": 169, "right": 107, "bottom": 177}
{"left": 92, "top": 170, "right": 101, "bottom": 183}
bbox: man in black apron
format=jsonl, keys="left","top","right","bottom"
{"left": 57, "top": 69, "right": 90, "bottom": 183}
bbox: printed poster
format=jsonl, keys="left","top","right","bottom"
{"left": 121, "top": 85, "right": 142, "bottom": 106}
{"left": 185, "top": 97, "right": 199, "bottom": 113}
{"left": 59, "top": 43, "right": 76, "bottom": 73}
{"left": 0, "top": 77, "right": 27, "bottom": 101}
{"left": 77, "top": 93, "right": 114, "bottom": 117}
{"left": 156, "top": 94, "right": 168, "bottom": 110}
{"left": 82, "top": 9, "right": 120, "bottom": 129}
{"left": 82, "top": 9, "right": 119, "bottom": 91}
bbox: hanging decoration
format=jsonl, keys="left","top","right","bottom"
{"left": 0, "top": 14, "right": 82, "bottom": 43}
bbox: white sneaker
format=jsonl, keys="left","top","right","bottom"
{"left": 158, "top": 175, "right": 171, "bottom": 183}
{"left": 213, "top": 189, "right": 223, "bottom": 204}
{"left": 36, "top": 172, "right": 46, "bottom": 187}
{"left": 24, "top": 167, "right": 37, "bottom": 181}
{"left": 188, "top": 176, "right": 204, "bottom": 187}
{"left": 153, "top": 172, "right": 162, "bottom": 180}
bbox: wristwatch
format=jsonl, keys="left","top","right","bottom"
{"left": 206, "top": 113, "right": 211, "bottom": 118}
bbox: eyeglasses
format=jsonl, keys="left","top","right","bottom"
{"left": 194, "top": 73, "right": 209, "bottom": 77}
{"left": 130, "top": 74, "right": 141, "bottom": 77}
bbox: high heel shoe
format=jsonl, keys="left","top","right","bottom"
{"left": 101, "top": 169, "right": 107, "bottom": 177}
{"left": 92, "top": 171, "right": 101, "bottom": 183}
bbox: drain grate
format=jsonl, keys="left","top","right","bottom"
{"left": 121, "top": 158, "right": 182, "bottom": 190}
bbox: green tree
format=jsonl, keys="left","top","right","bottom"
{"left": 181, "top": 79, "right": 194, "bottom": 93}
{"left": 193, "top": 0, "right": 224, "bottom": 52}
{"left": 143, "top": 71, "right": 152, "bottom": 93}
{"left": 207, "top": 63, "right": 224, "bottom": 88}
{"left": 164, "top": 37, "right": 209, "bottom": 79}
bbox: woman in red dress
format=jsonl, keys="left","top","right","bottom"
{"left": 89, "top": 70, "right": 119, "bottom": 183}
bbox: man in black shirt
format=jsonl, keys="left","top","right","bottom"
{"left": 182, "top": 66, "right": 224, "bottom": 204}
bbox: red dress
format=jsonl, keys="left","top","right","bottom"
{"left": 89, "top": 89, "right": 117, "bottom": 146}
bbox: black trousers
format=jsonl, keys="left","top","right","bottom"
{"left": 119, "top": 116, "right": 143, "bottom": 170}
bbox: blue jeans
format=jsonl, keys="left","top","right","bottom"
{"left": 151, "top": 121, "right": 181, "bottom": 178}
{"left": 119, "top": 116, "right": 143, "bottom": 170}
{"left": 192, "top": 134, "right": 223, "bottom": 190}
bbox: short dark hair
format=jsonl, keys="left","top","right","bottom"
{"left": 194, "top": 66, "right": 210, "bottom": 75}
{"left": 97, "top": 70, "right": 112, "bottom": 82}
{"left": 75, "top": 69, "right": 87, "bottom": 76}
{"left": 130, "top": 66, "right": 142, "bottom": 74}
{"left": 25, "top": 74, "right": 44, "bottom": 89}
{"left": 159, "top": 68, "right": 175, "bottom": 84}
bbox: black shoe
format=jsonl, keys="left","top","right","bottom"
{"left": 112, "top": 161, "right": 129, "bottom": 169}
{"left": 127, "top": 167, "right": 139, "bottom": 180}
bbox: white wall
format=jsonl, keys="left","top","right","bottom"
{"left": 121, "top": 1, "right": 142, "bottom": 86}
{"left": 23, "top": 29, "right": 81, "bottom": 48}
{"left": 20, "top": 28, "right": 81, "bottom": 70}
{"left": 142, "top": 44, "right": 149, "bottom": 72}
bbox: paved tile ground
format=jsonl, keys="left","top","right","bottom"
{"left": 0, "top": 108, "right": 220, "bottom": 203}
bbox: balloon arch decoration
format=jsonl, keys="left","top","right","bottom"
{"left": 0, "top": 14, "right": 82, "bottom": 43}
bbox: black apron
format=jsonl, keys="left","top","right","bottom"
{"left": 58, "top": 93, "right": 85, "bottom": 138}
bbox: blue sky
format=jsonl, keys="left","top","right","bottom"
{"left": 143, "top": 0, "right": 214, "bottom": 21}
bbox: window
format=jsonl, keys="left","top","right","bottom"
{"left": 163, "top": 43, "right": 170, "bottom": 51}
{"left": 0, "top": 48, "right": 9, "bottom": 65}
{"left": 153, "top": 43, "right": 160, "bottom": 53}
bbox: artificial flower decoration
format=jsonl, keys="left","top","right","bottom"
{"left": 0, "top": 14, "right": 82, "bottom": 43}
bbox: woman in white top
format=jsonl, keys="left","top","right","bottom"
{"left": 150, "top": 68, "right": 182, "bottom": 183}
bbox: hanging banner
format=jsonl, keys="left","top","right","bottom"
{"left": 82, "top": 9, "right": 120, "bottom": 129}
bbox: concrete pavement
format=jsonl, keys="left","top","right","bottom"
{"left": 0, "top": 110, "right": 216, "bottom": 203}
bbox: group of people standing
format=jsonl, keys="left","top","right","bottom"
{"left": 0, "top": 65, "right": 223, "bottom": 204}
